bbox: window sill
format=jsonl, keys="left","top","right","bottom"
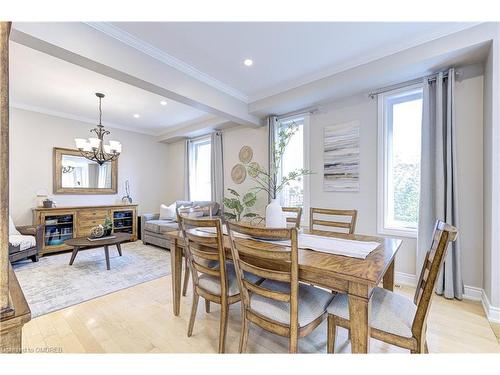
{"left": 377, "top": 227, "right": 417, "bottom": 239}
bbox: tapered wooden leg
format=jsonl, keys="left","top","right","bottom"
{"left": 69, "top": 246, "right": 79, "bottom": 265}
{"left": 170, "top": 240, "right": 182, "bottom": 316}
{"left": 116, "top": 243, "right": 122, "bottom": 256}
{"left": 348, "top": 294, "right": 370, "bottom": 353}
{"left": 218, "top": 303, "right": 229, "bottom": 353}
{"left": 187, "top": 292, "right": 199, "bottom": 337}
{"left": 104, "top": 245, "right": 110, "bottom": 270}
{"left": 205, "top": 299, "right": 210, "bottom": 313}
{"left": 383, "top": 259, "right": 395, "bottom": 291}
{"left": 327, "top": 315, "right": 337, "bottom": 353}
{"left": 239, "top": 309, "right": 249, "bottom": 353}
{"left": 182, "top": 258, "right": 190, "bottom": 296}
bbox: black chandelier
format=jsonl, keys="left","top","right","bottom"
{"left": 74, "top": 93, "right": 122, "bottom": 165}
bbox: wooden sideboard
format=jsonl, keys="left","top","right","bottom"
{"left": 33, "top": 204, "right": 138, "bottom": 255}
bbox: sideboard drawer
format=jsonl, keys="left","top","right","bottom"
{"left": 78, "top": 210, "right": 109, "bottom": 221}
{"left": 79, "top": 218, "right": 106, "bottom": 228}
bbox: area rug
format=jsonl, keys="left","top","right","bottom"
{"left": 12, "top": 241, "right": 171, "bottom": 318}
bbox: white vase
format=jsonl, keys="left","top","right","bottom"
{"left": 265, "top": 198, "right": 286, "bottom": 228}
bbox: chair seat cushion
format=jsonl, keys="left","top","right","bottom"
{"left": 250, "top": 280, "right": 334, "bottom": 327}
{"left": 327, "top": 287, "right": 417, "bottom": 338}
{"left": 198, "top": 263, "right": 260, "bottom": 296}
{"left": 144, "top": 219, "right": 179, "bottom": 234}
{"left": 9, "top": 234, "right": 36, "bottom": 251}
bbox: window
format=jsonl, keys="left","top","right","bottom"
{"left": 276, "top": 115, "right": 310, "bottom": 222}
{"left": 378, "top": 85, "right": 423, "bottom": 237}
{"left": 189, "top": 136, "right": 212, "bottom": 201}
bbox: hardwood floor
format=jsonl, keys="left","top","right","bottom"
{"left": 21, "top": 276, "right": 500, "bottom": 353}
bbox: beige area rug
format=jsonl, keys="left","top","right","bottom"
{"left": 13, "top": 241, "right": 171, "bottom": 318}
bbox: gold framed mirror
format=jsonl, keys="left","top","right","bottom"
{"left": 53, "top": 147, "right": 118, "bottom": 194}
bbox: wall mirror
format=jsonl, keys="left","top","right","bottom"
{"left": 53, "top": 147, "right": 118, "bottom": 194}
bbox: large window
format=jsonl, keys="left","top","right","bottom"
{"left": 189, "top": 136, "right": 212, "bottom": 201}
{"left": 378, "top": 85, "right": 423, "bottom": 237}
{"left": 277, "top": 115, "right": 310, "bottom": 221}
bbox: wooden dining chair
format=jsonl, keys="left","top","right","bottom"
{"left": 227, "top": 221, "right": 334, "bottom": 353}
{"left": 327, "top": 220, "right": 458, "bottom": 354}
{"left": 282, "top": 207, "right": 303, "bottom": 229}
{"left": 178, "top": 216, "right": 259, "bottom": 353}
{"left": 309, "top": 207, "right": 357, "bottom": 234}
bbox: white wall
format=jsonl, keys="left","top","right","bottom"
{"left": 222, "top": 126, "right": 268, "bottom": 216}
{"left": 9, "top": 108, "right": 170, "bottom": 225}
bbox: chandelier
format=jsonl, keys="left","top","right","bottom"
{"left": 74, "top": 93, "right": 122, "bottom": 165}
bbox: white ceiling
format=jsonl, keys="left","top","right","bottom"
{"left": 109, "top": 22, "right": 478, "bottom": 101}
{"left": 9, "top": 42, "right": 208, "bottom": 135}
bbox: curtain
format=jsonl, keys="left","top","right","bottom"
{"left": 418, "top": 68, "right": 463, "bottom": 299}
{"left": 267, "top": 115, "right": 278, "bottom": 202}
{"left": 211, "top": 131, "right": 224, "bottom": 211}
{"left": 184, "top": 139, "right": 190, "bottom": 200}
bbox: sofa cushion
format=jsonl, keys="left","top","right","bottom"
{"left": 9, "top": 234, "right": 36, "bottom": 251}
{"left": 159, "top": 202, "right": 177, "bottom": 220}
{"left": 144, "top": 219, "right": 179, "bottom": 234}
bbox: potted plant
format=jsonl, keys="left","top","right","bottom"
{"left": 223, "top": 188, "right": 262, "bottom": 223}
{"left": 247, "top": 122, "right": 312, "bottom": 227}
{"left": 103, "top": 217, "right": 113, "bottom": 236}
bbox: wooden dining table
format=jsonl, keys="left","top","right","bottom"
{"left": 165, "top": 229, "right": 401, "bottom": 353}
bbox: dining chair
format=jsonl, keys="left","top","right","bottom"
{"left": 227, "top": 221, "right": 334, "bottom": 353}
{"left": 326, "top": 220, "right": 458, "bottom": 354}
{"left": 282, "top": 207, "right": 303, "bottom": 229}
{"left": 309, "top": 207, "right": 357, "bottom": 234}
{"left": 178, "top": 216, "right": 259, "bottom": 353}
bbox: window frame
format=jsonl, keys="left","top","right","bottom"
{"left": 188, "top": 135, "right": 212, "bottom": 202}
{"left": 276, "top": 114, "right": 310, "bottom": 226}
{"left": 377, "top": 83, "right": 423, "bottom": 238}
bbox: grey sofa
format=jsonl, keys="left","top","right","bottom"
{"left": 141, "top": 200, "right": 220, "bottom": 249}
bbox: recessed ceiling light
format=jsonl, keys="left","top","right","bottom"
{"left": 133, "top": 114, "right": 140, "bottom": 118}
{"left": 160, "top": 100, "right": 167, "bottom": 106}
{"left": 243, "top": 59, "right": 253, "bottom": 66}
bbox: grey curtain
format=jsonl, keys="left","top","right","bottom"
{"left": 211, "top": 131, "right": 224, "bottom": 211}
{"left": 267, "top": 115, "right": 278, "bottom": 201}
{"left": 184, "top": 139, "right": 190, "bottom": 201}
{"left": 418, "top": 68, "right": 463, "bottom": 299}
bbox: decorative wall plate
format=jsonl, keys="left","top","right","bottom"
{"left": 239, "top": 146, "right": 253, "bottom": 164}
{"left": 231, "top": 164, "right": 247, "bottom": 184}
{"left": 247, "top": 161, "right": 261, "bottom": 177}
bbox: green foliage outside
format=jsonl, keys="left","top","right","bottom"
{"left": 392, "top": 158, "right": 420, "bottom": 225}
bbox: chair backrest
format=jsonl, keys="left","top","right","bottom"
{"left": 411, "top": 220, "right": 458, "bottom": 338}
{"left": 178, "top": 215, "right": 228, "bottom": 297}
{"left": 282, "top": 207, "right": 302, "bottom": 229}
{"left": 309, "top": 207, "right": 357, "bottom": 234}
{"left": 226, "top": 221, "right": 299, "bottom": 333}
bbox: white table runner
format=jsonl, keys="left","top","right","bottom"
{"left": 196, "top": 228, "right": 379, "bottom": 259}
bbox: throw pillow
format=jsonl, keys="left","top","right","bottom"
{"left": 8, "top": 215, "right": 20, "bottom": 236}
{"left": 159, "top": 202, "right": 177, "bottom": 220}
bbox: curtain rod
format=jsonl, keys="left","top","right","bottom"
{"left": 368, "top": 70, "right": 455, "bottom": 99}
{"left": 276, "top": 106, "right": 319, "bottom": 120}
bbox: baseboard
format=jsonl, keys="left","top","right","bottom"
{"left": 394, "top": 271, "right": 417, "bottom": 287}
{"left": 481, "top": 291, "right": 500, "bottom": 324}
{"left": 395, "top": 272, "right": 500, "bottom": 323}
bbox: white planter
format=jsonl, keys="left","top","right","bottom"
{"left": 265, "top": 198, "right": 286, "bottom": 228}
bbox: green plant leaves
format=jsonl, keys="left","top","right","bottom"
{"left": 242, "top": 192, "right": 257, "bottom": 207}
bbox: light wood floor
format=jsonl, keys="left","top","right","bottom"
{"left": 21, "top": 276, "right": 500, "bottom": 353}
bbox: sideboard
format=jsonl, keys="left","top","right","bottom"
{"left": 33, "top": 204, "right": 138, "bottom": 255}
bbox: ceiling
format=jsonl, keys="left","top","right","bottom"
{"left": 9, "top": 42, "right": 208, "bottom": 135}
{"left": 109, "top": 22, "right": 478, "bottom": 101}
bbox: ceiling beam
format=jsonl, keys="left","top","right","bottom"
{"left": 157, "top": 115, "right": 236, "bottom": 143}
{"left": 10, "top": 23, "right": 262, "bottom": 127}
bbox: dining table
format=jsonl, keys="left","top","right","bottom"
{"left": 164, "top": 228, "right": 402, "bottom": 353}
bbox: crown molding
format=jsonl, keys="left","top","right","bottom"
{"left": 11, "top": 102, "right": 158, "bottom": 136}
{"left": 85, "top": 22, "right": 249, "bottom": 103}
